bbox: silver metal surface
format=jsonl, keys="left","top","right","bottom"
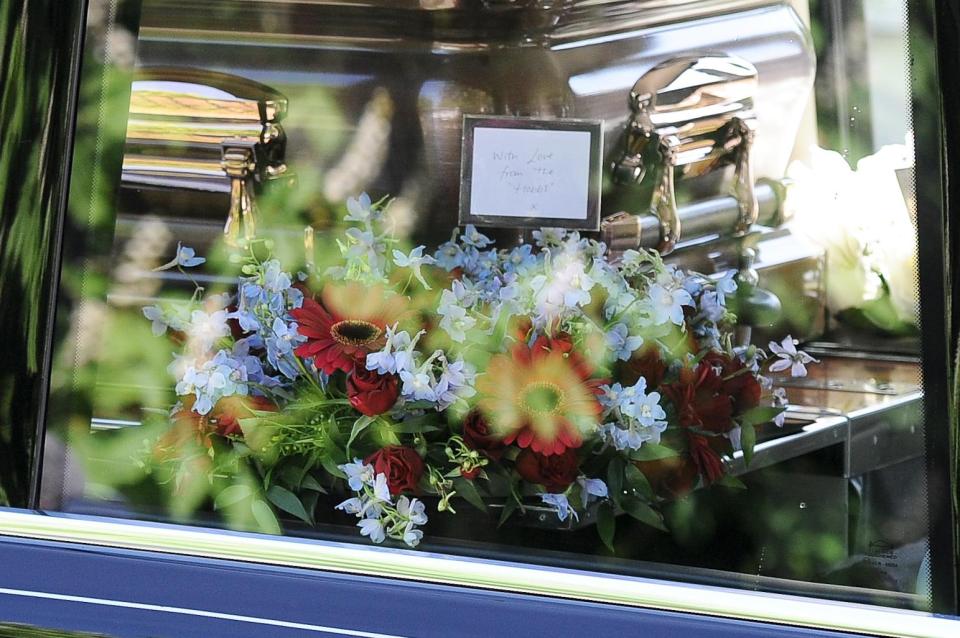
{"left": 130, "top": 4, "right": 815, "bottom": 246}
{"left": 612, "top": 55, "right": 759, "bottom": 253}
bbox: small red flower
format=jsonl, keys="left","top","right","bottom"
{"left": 461, "top": 410, "right": 506, "bottom": 460}
{"left": 347, "top": 366, "right": 400, "bottom": 416}
{"left": 514, "top": 447, "right": 579, "bottom": 493}
{"left": 686, "top": 433, "right": 726, "bottom": 484}
{"left": 662, "top": 362, "right": 734, "bottom": 434}
{"left": 365, "top": 446, "right": 425, "bottom": 496}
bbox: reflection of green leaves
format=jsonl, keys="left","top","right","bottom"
{"left": 738, "top": 406, "right": 783, "bottom": 427}
{"left": 266, "top": 485, "right": 313, "bottom": 525}
{"left": 628, "top": 443, "right": 678, "bottom": 462}
{"left": 740, "top": 422, "right": 757, "bottom": 466}
{"left": 624, "top": 463, "right": 654, "bottom": 500}
{"left": 606, "top": 456, "right": 625, "bottom": 507}
{"left": 251, "top": 498, "right": 282, "bottom": 535}
{"left": 452, "top": 477, "right": 486, "bottom": 513}
{"left": 622, "top": 497, "right": 667, "bottom": 532}
{"left": 597, "top": 502, "right": 616, "bottom": 553}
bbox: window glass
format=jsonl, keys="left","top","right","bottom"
{"left": 43, "top": 0, "right": 940, "bottom": 612}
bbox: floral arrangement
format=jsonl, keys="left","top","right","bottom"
{"left": 142, "top": 194, "right": 812, "bottom": 548}
{"left": 787, "top": 143, "right": 918, "bottom": 333}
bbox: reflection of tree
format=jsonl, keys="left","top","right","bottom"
{"left": 0, "top": 0, "right": 86, "bottom": 507}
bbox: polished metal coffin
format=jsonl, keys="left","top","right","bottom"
{"left": 128, "top": 0, "right": 816, "bottom": 245}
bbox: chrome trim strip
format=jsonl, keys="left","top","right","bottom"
{"left": 0, "top": 510, "right": 956, "bottom": 637}
{"left": 0, "top": 586, "right": 405, "bottom": 637}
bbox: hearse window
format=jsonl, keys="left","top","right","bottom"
{"left": 40, "top": 0, "right": 947, "bottom": 614}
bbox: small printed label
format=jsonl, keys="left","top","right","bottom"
{"left": 459, "top": 116, "right": 602, "bottom": 230}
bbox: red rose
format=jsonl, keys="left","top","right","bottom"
{"left": 515, "top": 447, "right": 579, "bottom": 493}
{"left": 662, "top": 362, "right": 734, "bottom": 434}
{"left": 462, "top": 410, "right": 506, "bottom": 460}
{"left": 365, "top": 446, "right": 425, "bottom": 495}
{"left": 347, "top": 366, "right": 400, "bottom": 416}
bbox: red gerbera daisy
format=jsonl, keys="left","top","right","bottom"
{"left": 291, "top": 283, "right": 404, "bottom": 375}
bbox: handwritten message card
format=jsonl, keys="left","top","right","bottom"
{"left": 459, "top": 117, "right": 602, "bottom": 230}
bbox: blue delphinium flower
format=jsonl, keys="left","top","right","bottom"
{"left": 344, "top": 192, "right": 374, "bottom": 223}
{"left": 142, "top": 304, "right": 189, "bottom": 336}
{"left": 647, "top": 282, "right": 694, "bottom": 326}
{"left": 540, "top": 493, "right": 578, "bottom": 522}
{"left": 186, "top": 309, "right": 230, "bottom": 351}
{"left": 392, "top": 246, "right": 436, "bottom": 290}
{"left": 461, "top": 224, "right": 493, "bottom": 249}
{"left": 336, "top": 461, "right": 427, "bottom": 548}
{"left": 437, "top": 289, "right": 476, "bottom": 343}
{"left": 606, "top": 322, "right": 644, "bottom": 362}
{"left": 577, "top": 477, "right": 609, "bottom": 508}
{"left": 264, "top": 317, "right": 304, "bottom": 379}
{"left": 155, "top": 242, "right": 206, "bottom": 271}
{"left": 175, "top": 350, "right": 251, "bottom": 415}
{"left": 432, "top": 355, "right": 476, "bottom": 410}
{"left": 366, "top": 325, "right": 419, "bottom": 375}
{"left": 600, "top": 378, "right": 668, "bottom": 451}
{"left": 715, "top": 270, "right": 738, "bottom": 305}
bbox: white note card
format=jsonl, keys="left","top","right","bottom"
{"left": 466, "top": 125, "right": 597, "bottom": 223}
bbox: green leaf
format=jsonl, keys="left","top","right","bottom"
{"left": 387, "top": 415, "right": 441, "bottom": 434}
{"left": 628, "top": 444, "right": 679, "bottom": 462}
{"left": 301, "top": 474, "right": 327, "bottom": 494}
{"left": 266, "top": 485, "right": 313, "bottom": 525}
{"left": 453, "top": 478, "right": 488, "bottom": 513}
{"left": 606, "top": 456, "right": 625, "bottom": 507}
{"left": 213, "top": 484, "right": 251, "bottom": 511}
{"left": 624, "top": 463, "right": 654, "bottom": 500}
{"left": 622, "top": 498, "right": 667, "bottom": 532}
{"left": 346, "top": 415, "right": 376, "bottom": 455}
{"left": 715, "top": 474, "right": 747, "bottom": 489}
{"left": 320, "top": 454, "right": 346, "bottom": 480}
{"left": 301, "top": 490, "right": 321, "bottom": 517}
{"left": 250, "top": 498, "right": 282, "bottom": 534}
{"left": 498, "top": 496, "right": 519, "bottom": 528}
{"left": 597, "top": 502, "right": 616, "bottom": 553}
{"left": 738, "top": 406, "right": 784, "bottom": 427}
{"left": 740, "top": 422, "right": 757, "bottom": 467}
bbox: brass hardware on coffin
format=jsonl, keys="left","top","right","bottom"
{"left": 607, "top": 55, "right": 759, "bottom": 254}
{"left": 122, "top": 68, "right": 290, "bottom": 245}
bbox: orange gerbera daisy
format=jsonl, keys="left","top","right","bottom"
{"left": 291, "top": 283, "right": 405, "bottom": 375}
{"left": 477, "top": 337, "right": 604, "bottom": 456}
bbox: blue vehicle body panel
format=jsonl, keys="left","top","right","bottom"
{"left": 0, "top": 536, "right": 861, "bottom": 637}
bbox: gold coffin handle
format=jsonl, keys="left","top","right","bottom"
{"left": 123, "top": 68, "right": 289, "bottom": 245}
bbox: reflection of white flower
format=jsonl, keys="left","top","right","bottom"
{"left": 786, "top": 143, "right": 918, "bottom": 326}
{"left": 768, "top": 336, "right": 817, "bottom": 378}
